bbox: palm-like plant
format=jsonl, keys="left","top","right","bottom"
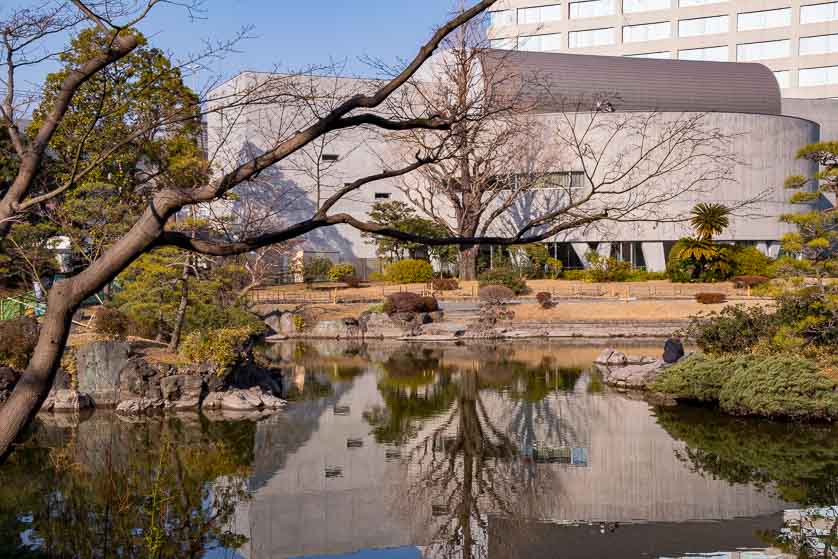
{"left": 677, "top": 237, "right": 719, "bottom": 262}
{"left": 690, "top": 203, "right": 730, "bottom": 240}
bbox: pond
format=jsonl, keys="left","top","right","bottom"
{"left": 1, "top": 340, "right": 836, "bottom": 559}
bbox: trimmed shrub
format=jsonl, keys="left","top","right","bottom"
{"left": 178, "top": 326, "right": 257, "bottom": 370}
{"left": 687, "top": 304, "right": 776, "bottom": 355}
{"left": 327, "top": 263, "right": 356, "bottom": 282}
{"left": 368, "top": 271, "right": 385, "bottom": 282}
{"left": 719, "top": 354, "right": 838, "bottom": 420}
{"left": 652, "top": 354, "right": 745, "bottom": 402}
{"left": 731, "top": 246, "right": 772, "bottom": 276}
{"left": 562, "top": 269, "right": 588, "bottom": 281}
{"left": 304, "top": 256, "right": 332, "bottom": 282}
{"left": 0, "top": 316, "right": 39, "bottom": 370}
{"left": 478, "top": 285, "right": 515, "bottom": 304}
{"left": 732, "top": 275, "right": 770, "bottom": 289}
{"left": 342, "top": 276, "right": 362, "bottom": 288}
{"left": 93, "top": 307, "right": 130, "bottom": 339}
{"left": 385, "top": 259, "right": 433, "bottom": 284}
{"left": 383, "top": 292, "right": 439, "bottom": 314}
{"left": 695, "top": 292, "right": 727, "bottom": 304}
{"left": 432, "top": 277, "right": 459, "bottom": 291}
{"left": 545, "top": 257, "right": 563, "bottom": 279}
{"left": 478, "top": 268, "right": 528, "bottom": 295}
{"left": 586, "top": 251, "right": 632, "bottom": 282}
{"left": 535, "top": 291, "right": 553, "bottom": 309}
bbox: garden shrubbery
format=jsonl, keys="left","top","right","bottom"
{"left": 303, "top": 256, "right": 332, "bottom": 282}
{"left": 478, "top": 285, "right": 515, "bottom": 325}
{"left": 586, "top": 251, "right": 632, "bottom": 282}
{"left": 93, "top": 307, "right": 130, "bottom": 339}
{"left": 178, "top": 325, "right": 261, "bottom": 370}
{"left": 327, "top": 263, "right": 356, "bottom": 282}
{"left": 382, "top": 292, "right": 439, "bottom": 314}
{"left": 478, "top": 268, "right": 528, "bottom": 294}
{"left": 385, "top": 259, "right": 433, "bottom": 284}
{"left": 653, "top": 353, "right": 838, "bottom": 420}
{"left": 732, "top": 275, "right": 770, "bottom": 289}
{"left": 0, "top": 316, "right": 39, "bottom": 370}
{"left": 535, "top": 291, "right": 553, "bottom": 309}
{"left": 694, "top": 292, "right": 727, "bottom": 304}
{"left": 432, "top": 277, "right": 459, "bottom": 291}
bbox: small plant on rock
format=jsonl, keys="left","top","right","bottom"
{"left": 178, "top": 326, "right": 258, "bottom": 370}
{"left": 535, "top": 291, "right": 554, "bottom": 309}
{"left": 478, "top": 284, "right": 515, "bottom": 327}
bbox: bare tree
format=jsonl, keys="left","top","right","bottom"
{"left": 0, "top": 0, "right": 503, "bottom": 459}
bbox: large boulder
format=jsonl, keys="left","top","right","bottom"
{"left": 279, "top": 313, "right": 298, "bottom": 336}
{"left": 76, "top": 340, "right": 131, "bottom": 407}
{"left": 118, "top": 357, "right": 162, "bottom": 401}
{"left": 663, "top": 338, "right": 686, "bottom": 363}
{"left": 202, "top": 387, "right": 286, "bottom": 411}
{"left": 49, "top": 389, "right": 93, "bottom": 412}
{"left": 360, "top": 312, "right": 409, "bottom": 338}
{"left": 305, "top": 319, "right": 361, "bottom": 339}
{"left": 115, "top": 398, "right": 164, "bottom": 415}
{"left": 160, "top": 374, "right": 205, "bottom": 410}
{"left": 600, "top": 360, "right": 669, "bottom": 390}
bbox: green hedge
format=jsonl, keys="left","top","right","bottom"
{"left": 653, "top": 353, "right": 838, "bottom": 420}
{"left": 385, "top": 259, "right": 433, "bottom": 284}
{"left": 478, "top": 268, "right": 528, "bottom": 294}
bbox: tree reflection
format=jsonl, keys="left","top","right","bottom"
{"left": 0, "top": 415, "right": 255, "bottom": 558}
{"left": 657, "top": 406, "right": 838, "bottom": 558}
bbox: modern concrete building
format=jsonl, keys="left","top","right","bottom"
{"left": 487, "top": 0, "right": 838, "bottom": 98}
{"left": 206, "top": 47, "right": 834, "bottom": 274}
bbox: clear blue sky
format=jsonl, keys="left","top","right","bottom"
{"left": 6, "top": 0, "right": 465, "bottom": 90}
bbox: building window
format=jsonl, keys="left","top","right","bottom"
{"left": 520, "top": 33, "right": 562, "bottom": 51}
{"left": 678, "top": 45, "right": 728, "bottom": 61}
{"left": 737, "top": 8, "right": 791, "bottom": 32}
{"left": 623, "top": 21, "right": 671, "bottom": 42}
{"left": 678, "top": 0, "right": 725, "bottom": 6}
{"left": 678, "top": 15, "right": 729, "bottom": 37}
{"left": 626, "top": 50, "right": 672, "bottom": 58}
{"left": 623, "top": 0, "right": 670, "bottom": 13}
{"left": 801, "top": 2, "right": 838, "bottom": 24}
{"left": 519, "top": 4, "right": 563, "bottom": 24}
{"left": 800, "top": 33, "right": 838, "bottom": 56}
{"left": 489, "top": 9, "right": 517, "bottom": 27}
{"left": 321, "top": 153, "right": 339, "bottom": 162}
{"left": 490, "top": 37, "right": 518, "bottom": 50}
{"left": 374, "top": 192, "right": 391, "bottom": 200}
{"left": 737, "top": 39, "right": 790, "bottom": 62}
{"left": 799, "top": 65, "right": 838, "bottom": 87}
{"left": 773, "top": 70, "right": 791, "bottom": 88}
{"left": 569, "top": 0, "right": 615, "bottom": 19}
{"left": 569, "top": 27, "right": 616, "bottom": 48}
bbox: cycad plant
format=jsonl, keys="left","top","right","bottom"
{"left": 690, "top": 203, "right": 731, "bottom": 241}
{"left": 670, "top": 203, "right": 733, "bottom": 282}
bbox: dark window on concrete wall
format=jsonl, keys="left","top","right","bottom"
{"left": 374, "top": 192, "right": 391, "bottom": 200}
{"left": 322, "top": 154, "right": 339, "bottom": 162}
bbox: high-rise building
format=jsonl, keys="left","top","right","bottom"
{"left": 487, "top": 0, "right": 838, "bottom": 98}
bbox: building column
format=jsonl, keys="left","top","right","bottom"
{"left": 756, "top": 241, "right": 769, "bottom": 256}
{"left": 768, "top": 242, "right": 781, "bottom": 258}
{"left": 596, "top": 243, "right": 612, "bottom": 259}
{"left": 641, "top": 242, "right": 666, "bottom": 272}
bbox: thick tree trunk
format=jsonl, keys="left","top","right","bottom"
{"left": 458, "top": 245, "right": 478, "bottom": 281}
{"left": 0, "top": 284, "right": 75, "bottom": 461}
{"left": 167, "top": 259, "right": 190, "bottom": 352}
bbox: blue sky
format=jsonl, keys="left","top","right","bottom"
{"left": 5, "top": 0, "right": 465, "bottom": 90}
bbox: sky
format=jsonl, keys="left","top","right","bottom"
{"left": 5, "top": 0, "right": 466, "bottom": 92}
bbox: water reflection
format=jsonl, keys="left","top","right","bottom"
{"left": 1, "top": 340, "right": 837, "bottom": 558}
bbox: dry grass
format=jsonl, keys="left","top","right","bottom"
{"left": 511, "top": 300, "right": 772, "bottom": 322}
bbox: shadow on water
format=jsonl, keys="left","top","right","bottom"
{"left": 0, "top": 339, "right": 836, "bottom": 558}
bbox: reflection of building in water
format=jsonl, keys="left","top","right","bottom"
{"left": 232, "top": 364, "right": 789, "bottom": 558}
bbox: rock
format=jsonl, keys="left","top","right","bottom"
{"left": 306, "top": 319, "right": 359, "bottom": 339}
{"left": 262, "top": 310, "right": 283, "bottom": 335}
{"left": 606, "top": 351, "right": 628, "bottom": 366}
{"left": 160, "top": 374, "right": 204, "bottom": 410}
{"left": 594, "top": 349, "right": 614, "bottom": 365}
{"left": 601, "top": 359, "right": 668, "bottom": 389}
{"left": 279, "top": 313, "right": 298, "bottom": 336}
{"left": 201, "top": 392, "right": 224, "bottom": 409}
{"left": 118, "top": 358, "right": 162, "bottom": 401}
{"left": 360, "top": 312, "right": 408, "bottom": 339}
{"left": 202, "top": 387, "right": 285, "bottom": 411}
{"left": 75, "top": 340, "right": 131, "bottom": 407}
{"left": 221, "top": 390, "right": 261, "bottom": 411}
{"left": 116, "top": 398, "right": 164, "bottom": 414}
{"left": 419, "top": 322, "right": 467, "bottom": 337}
{"left": 626, "top": 354, "right": 658, "bottom": 365}
{"left": 260, "top": 392, "right": 287, "bottom": 409}
{"left": 663, "top": 338, "right": 685, "bottom": 364}
{"left": 52, "top": 389, "right": 93, "bottom": 412}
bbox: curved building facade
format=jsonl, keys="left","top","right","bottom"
{"left": 205, "top": 51, "right": 832, "bottom": 273}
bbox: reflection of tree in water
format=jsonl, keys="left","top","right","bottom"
{"left": 0, "top": 415, "right": 255, "bottom": 558}
{"left": 656, "top": 406, "right": 838, "bottom": 557}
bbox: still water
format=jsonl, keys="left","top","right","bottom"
{"left": 1, "top": 340, "right": 836, "bottom": 559}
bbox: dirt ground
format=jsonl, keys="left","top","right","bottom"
{"left": 511, "top": 300, "right": 770, "bottom": 322}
